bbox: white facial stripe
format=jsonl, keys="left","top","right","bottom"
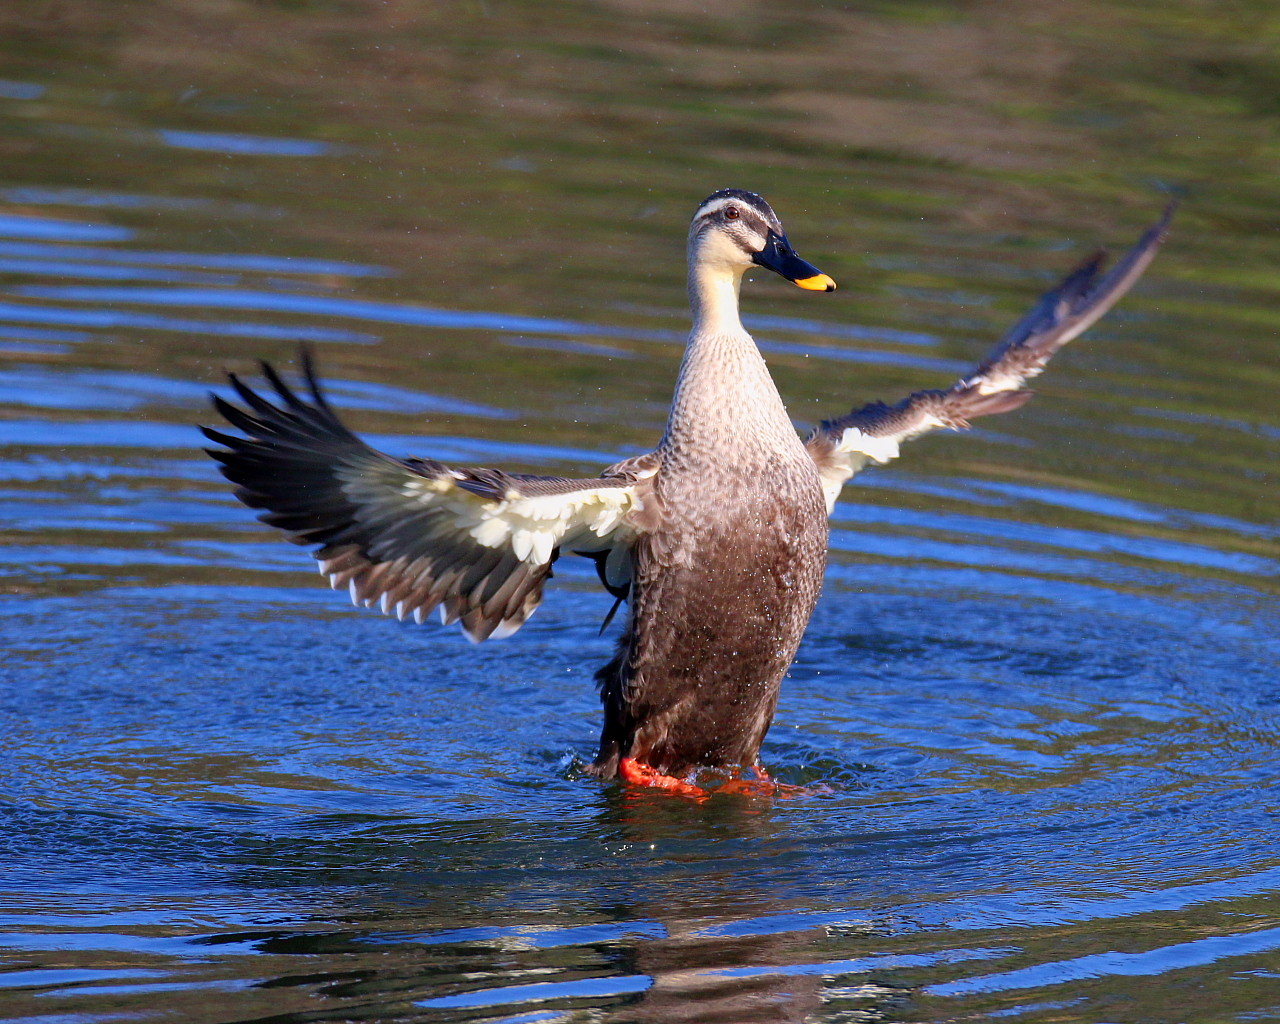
{"left": 695, "top": 195, "right": 776, "bottom": 228}
{"left": 694, "top": 197, "right": 740, "bottom": 220}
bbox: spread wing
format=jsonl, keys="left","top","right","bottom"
{"left": 202, "top": 351, "right": 660, "bottom": 641}
{"left": 805, "top": 203, "right": 1174, "bottom": 511}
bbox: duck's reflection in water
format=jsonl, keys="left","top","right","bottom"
{"left": 196, "top": 787, "right": 912, "bottom": 1022}
{"left": 584, "top": 788, "right": 903, "bottom": 1023}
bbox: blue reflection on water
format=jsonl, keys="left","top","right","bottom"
{"left": 11, "top": 286, "right": 979, "bottom": 373}
{"left": 0, "top": 78, "right": 45, "bottom": 100}
{"left": 0, "top": 256, "right": 237, "bottom": 284}
{"left": 758, "top": 337, "right": 970, "bottom": 373}
{"left": 0, "top": 365, "right": 511, "bottom": 418}
{"left": 158, "top": 129, "right": 336, "bottom": 157}
{"left": 0, "top": 239, "right": 390, "bottom": 276}
{"left": 713, "top": 946, "right": 1015, "bottom": 979}
{"left": 928, "top": 926, "right": 1280, "bottom": 996}
{"left": 0, "top": 214, "right": 132, "bottom": 242}
{"left": 0, "top": 967, "right": 165, "bottom": 990}
{"left": 0, "top": 300, "right": 376, "bottom": 343}
{"left": 1, "top": 186, "right": 267, "bottom": 215}
{"left": 746, "top": 312, "right": 937, "bottom": 347}
{"left": 15, "top": 284, "right": 657, "bottom": 340}
{"left": 418, "top": 974, "right": 653, "bottom": 1009}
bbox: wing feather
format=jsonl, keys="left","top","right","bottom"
{"left": 204, "top": 352, "right": 658, "bottom": 641}
{"left": 805, "top": 204, "right": 1174, "bottom": 511}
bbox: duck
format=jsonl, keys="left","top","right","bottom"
{"left": 203, "top": 188, "right": 1171, "bottom": 795}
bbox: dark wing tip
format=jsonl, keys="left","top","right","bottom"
{"left": 1125, "top": 198, "right": 1177, "bottom": 262}
{"left": 199, "top": 424, "right": 239, "bottom": 447}
{"left": 292, "top": 343, "right": 338, "bottom": 415}
{"left": 258, "top": 358, "right": 300, "bottom": 409}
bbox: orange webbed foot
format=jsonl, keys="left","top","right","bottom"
{"left": 717, "top": 767, "right": 817, "bottom": 800}
{"left": 618, "top": 757, "right": 709, "bottom": 800}
{"left": 616, "top": 760, "right": 827, "bottom": 801}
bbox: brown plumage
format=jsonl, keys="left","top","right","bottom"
{"left": 203, "top": 189, "right": 1172, "bottom": 784}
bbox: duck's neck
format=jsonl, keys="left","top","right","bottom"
{"left": 687, "top": 261, "right": 745, "bottom": 336}
{"left": 662, "top": 262, "right": 799, "bottom": 459}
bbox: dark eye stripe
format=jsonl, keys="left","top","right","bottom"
{"left": 740, "top": 210, "right": 770, "bottom": 237}
{"left": 693, "top": 205, "right": 773, "bottom": 248}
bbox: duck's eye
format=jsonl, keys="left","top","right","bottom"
{"left": 724, "top": 206, "right": 740, "bottom": 221}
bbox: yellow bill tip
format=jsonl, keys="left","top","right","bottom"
{"left": 794, "top": 274, "right": 836, "bottom": 292}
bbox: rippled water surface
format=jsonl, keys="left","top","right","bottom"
{"left": 2, "top": 2, "right": 1279, "bottom": 1021}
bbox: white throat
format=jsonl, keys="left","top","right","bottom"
{"left": 687, "top": 260, "right": 747, "bottom": 337}
{"left": 662, "top": 235, "right": 804, "bottom": 461}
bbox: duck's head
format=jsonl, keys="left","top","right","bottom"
{"left": 688, "top": 188, "right": 836, "bottom": 292}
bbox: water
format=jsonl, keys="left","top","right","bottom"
{"left": 2, "top": 3, "right": 1278, "bottom": 1021}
